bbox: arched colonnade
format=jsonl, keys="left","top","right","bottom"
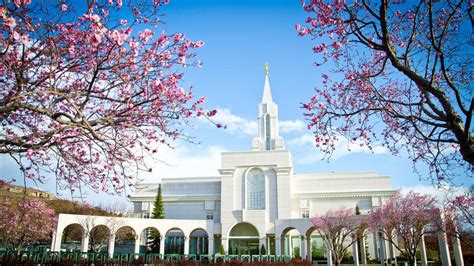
{"left": 52, "top": 214, "right": 214, "bottom": 258}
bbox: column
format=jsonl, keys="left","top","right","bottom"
{"left": 306, "top": 236, "right": 312, "bottom": 261}
{"left": 259, "top": 237, "right": 267, "bottom": 254}
{"left": 300, "top": 236, "right": 307, "bottom": 260}
{"left": 437, "top": 231, "right": 451, "bottom": 266}
{"left": 184, "top": 236, "right": 190, "bottom": 255}
{"left": 134, "top": 235, "right": 141, "bottom": 254}
{"left": 378, "top": 232, "right": 386, "bottom": 265}
{"left": 326, "top": 244, "right": 333, "bottom": 266}
{"left": 452, "top": 234, "right": 464, "bottom": 266}
{"left": 419, "top": 234, "right": 428, "bottom": 266}
{"left": 159, "top": 236, "right": 165, "bottom": 255}
{"left": 108, "top": 234, "right": 115, "bottom": 258}
{"left": 352, "top": 236, "right": 359, "bottom": 266}
{"left": 360, "top": 237, "right": 367, "bottom": 266}
{"left": 222, "top": 237, "right": 228, "bottom": 254}
{"left": 50, "top": 232, "right": 57, "bottom": 252}
{"left": 208, "top": 236, "right": 214, "bottom": 256}
{"left": 81, "top": 232, "right": 90, "bottom": 253}
{"left": 275, "top": 237, "right": 282, "bottom": 256}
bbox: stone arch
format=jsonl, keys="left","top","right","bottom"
{"left": 165, "top": 227, "right": 185, "bottom": 254}
{"left": 61, "top": 223, "right": 84, "bottom": 252}
{"left": 228, "top": 222, "right": 260, "bottom": 255}
{"left": 189, "top": 228, "right": 209, "bottom": 255}
{"left": 89, "top": 224, "right": 111, "bottom": 253}
{"left": 140, "top": 226, "right": 162, "bottom": 253}
{"left": 280, "top": 227, "right": 303, "bottom": 258}
{"left": 114, "top": 226, "right": 136, "bottom": 254}
{"left": 305, "top": 226, "right": 326, "bottom": 261}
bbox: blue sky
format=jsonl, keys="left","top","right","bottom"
{"left": 2, "top": 0, "right": 466, "bottom": 207}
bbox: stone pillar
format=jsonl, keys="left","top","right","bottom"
{"left": 159, "top": 236, "right": 165, "bottom": 255}
{"left": 222, "top": 237, "right": 228, "bottom": 254}
{"left": 50, "top": 232, "right": 57, "bottom": 252}
{"left": 352, "top": 236, "right": 359, "bottom": 266}
{"left": 275, "top": 237, "right": 282, "bottom": 256}
{"left": 108, "top": 234, "right": 115, "bottom": 258}
{"left": 300, "top": 236, "right": 307, "bottom": 259}
{"left": 184, "top": 236, "right": 190, "bottom": 255}
{"left": 81, "top": 232, "right": 89, "bottom": 253}
{"left": 452, "top": 234, "right": 464, "bottom": 266}
{"left": 378, "top": 232, "right": 386, "bottom": 265}
{"left": 437, "top": 230, "right": 451, "bottom": 266}
{"left": 134, "top": 235, "right": 141, "bottom": 254}
{"left": 306, "top": 236, "right": 312, "bottom": 261}
{"left": 326, "top": 244, "right": 333, "bottom": 266}
{"left": 208, "top": 237, "right": 214, "bottom": 256}
{"left": 419, "top": 234, "right": 428, "bottom": 266}
{"left": 360, "top": 237, "right": 367, "bottom": 266}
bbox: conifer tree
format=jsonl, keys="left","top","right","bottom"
{"left": 152, "top": 184, "right": 165, "bottom": 219}
{"left": 148, "top": 184, "right": 165, "bottom": 253}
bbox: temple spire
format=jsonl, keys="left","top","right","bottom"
{"left": 262, "top": 63, "right": 273, "bottom": 104}
{"left": 252, "top": 62, "right": 285, "bottom": 151}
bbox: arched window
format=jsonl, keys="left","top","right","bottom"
{"left": 246, "top": 168, "right": 265, "bottom": 210}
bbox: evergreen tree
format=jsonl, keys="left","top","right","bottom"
{"left": 148, "top": 184, "right": 165, "bottom": 253}
{"left": 355, "top": 205, "right": 361, "bottom": 215}
{"left": 260, "top": 244, "right": 266, "bottom": 255}
{"left": 152, "top": 184, "right": 165, "bottom": 219}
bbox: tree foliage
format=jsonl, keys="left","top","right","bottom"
{"left": 309, "top": 208, "right": 364, "bottom": 266}
{"left": 152, "top": 184, "right": 165, "bottom": 219}
{"left": 148, "top": 184, "right": 164, "bottom": 252}
{"left": 368, "top": 190, "right": 438, "bottom": 265}
{"left": 298, "top": 0, "right": 473, "bottom": 186}
{"left": 0, "top": 0, "right": 210, "bottom": 195}
{"left": 0, "top": 197, "right": 57, "bottom": 251}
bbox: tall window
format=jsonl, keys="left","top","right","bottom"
{"left": 265, "top": 114, "right": 271, "bottom": 150}
{"left": 247, "top": 168, "right": 265, "bottom": 210}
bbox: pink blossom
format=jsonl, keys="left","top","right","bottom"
{"left": 90, "top": 33, "right": 102, "bottom": 46}
{"left": 4, "top": 17, "right": 16, "bottom": 30}
{"left": 61, "top": 4, "right": 67, "bottom": 12}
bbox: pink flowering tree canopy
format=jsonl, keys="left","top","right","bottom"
{"left": 368, "top": 190, "right": 438, "bottom": 264}
{"left": 0, "top": 0, "right": 210, "bottom": 194}
{"left": 0, "top": 197, "right": 57, "bottom": 251}
{"left": 309, "top": 208, "right": 365, "bottom": 265}
{"left": 298, "top": 0, "right": 473, "bottom": 185}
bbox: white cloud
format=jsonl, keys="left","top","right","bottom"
{"left": 279, "top": 119, "right": 306, "bottom": 133}
{"left": 288, "top": 133, "right": 388, "bottom": 164}
{"left": 140, "top": 142, "right": 225, "bottom": 182}
{"left": 208, "top": 108, "right": 306, "bottom": 136}
{"left": 210, "top": 108, "right": 258, "bottom": 136}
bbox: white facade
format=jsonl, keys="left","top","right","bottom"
{"left": 128, "top": 66, "right": 396, "bottom": 259}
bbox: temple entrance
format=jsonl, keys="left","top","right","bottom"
{"left": 228, "top": 223, "right": 259, "bottom": 255}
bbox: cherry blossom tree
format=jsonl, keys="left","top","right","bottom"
{"left": 298, "top": 0, "right": 473, "bottom": 186}
{"left": 0, "top": 0, "right": 210, "bottom": 195}
{"left": 368, "top": 191, "right": 438, "bottom": 265}
{"left": 309, "top": 208, "right": 365, "bottom": 265}
{"left": 0, "top": 197, "right": 57, "bottom": 251}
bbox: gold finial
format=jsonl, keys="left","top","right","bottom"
{"left": 265, "top": 62, "right": 269, "bottom": 76}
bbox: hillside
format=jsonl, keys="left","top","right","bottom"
{"left": 0, "top": 183, "right": 119, "bottom": 216}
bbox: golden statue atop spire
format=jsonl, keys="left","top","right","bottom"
{"left": 265, "top": 62, "right": 269, "bottom": 76}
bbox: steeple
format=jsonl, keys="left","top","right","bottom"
{"left": 252, "top": 63, "right": 285, "bottom": 151}
{"left": 262, "top": 63, "right": 273, "bottom": 104}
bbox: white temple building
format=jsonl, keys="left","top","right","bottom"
{"left": 127, "top": 64, "right": 396, "bottom": 260}
{"left": 51, "top": 65, "right": 464, "bottom": 264}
